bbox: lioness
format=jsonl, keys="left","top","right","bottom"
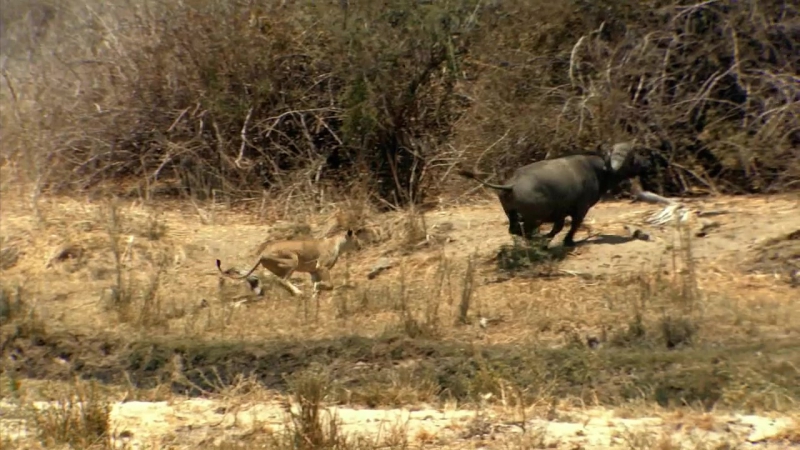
{"left": 215, "top": 229, "right": 360, "bottom": 298}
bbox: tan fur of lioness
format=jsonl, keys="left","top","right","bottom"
{"left": 215, "top": 229, "right": 359, "bottom": 298}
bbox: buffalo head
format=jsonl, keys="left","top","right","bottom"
{"left": 604, "top": 141, "right": 650, "bottom": 180}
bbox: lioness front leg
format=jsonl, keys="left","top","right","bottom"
{"left": 310, "top": 269, "right": 335, "bottom": 292}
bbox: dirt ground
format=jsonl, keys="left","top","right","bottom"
{"left": 418, "top": 195, "right": 799, "bottom": 276}
{"left": 2, "top": 397, "right": 798, "bottom": 449}
{"left": 1, "top": 191, "right": 799, "bottom": 449}
{"left": 1, "top": 192, "right": 797, "bottom": 339}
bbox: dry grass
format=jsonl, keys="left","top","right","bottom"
{"left": 2, "top": 190, "right": 798, "bottom": 413}
{"left": 28, "top": 380, "right": 111, "bottom": 449}
{"left": 1, "top": 377, "right": 415, "bottom": 450}
{"left": 769, "top": 415, "right": 800, "bottom": 445}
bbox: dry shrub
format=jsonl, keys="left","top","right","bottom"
{"left": 0, "top": 283, "right": 46, "bottom": 351}
{"left": 450, "top": 0, "right": 800, "bottom": 196}
{"left": 0, "top": 0, "right": 796, "bottom": 212}
{"left": 285, "top": 368, "right": 340, "bottom": 449}
{"left": 0, "top": 235, "right": 21, "bottom": 270}
{"left": 0, "top": 0, "right": 479, "bottom": 208}
{"left": 279, "top": 366, "right": 410, "bottom": 450}
{"left": 31, "top": 379, "right": 112, "bottom": 449}
{"left": 608, "top": 224, "right": 702, "bottom": 350}
{"left": 100, "top": 200, "right": 171, "bottom": 329}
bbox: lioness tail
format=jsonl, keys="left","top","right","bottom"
{"left": 216, "top": 258, "right": 260, "bottom": 280}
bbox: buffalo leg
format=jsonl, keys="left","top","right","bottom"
{"left": 505, "top": 209, "right": 525, "bottom": 237}
{"left": 562, "top": 212, "right": 587, "bottom": 247}
{"left": 546, "top": 217, "right": 565, "bottom": 239}
{"left": 520, "top": 219, "right": 542, "bottom": 241}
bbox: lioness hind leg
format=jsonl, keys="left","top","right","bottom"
{"left": 276, "top": 277, "right": 304, "bottom": 296}
{"left": 262, "top": 254, "right": 304, "bottom": 296}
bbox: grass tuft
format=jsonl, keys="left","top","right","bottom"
{"left": 31, "top": 380, "right": 111, "bottom": 449}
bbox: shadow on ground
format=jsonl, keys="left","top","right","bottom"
{"left": 493, "top": 231, "right": 638, "bottom": 275}
{"left": 578, "top": 234, "right": 638, "bottom": 246}
{"left": 3, "top": 327, "right": 799, "bottom": 410}
{"left": 746, "top": 229, "right": 800, "bottom": 283}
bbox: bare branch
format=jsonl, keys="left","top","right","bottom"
{"left": 235, "top": 107, "right": 254, "bottom": 170}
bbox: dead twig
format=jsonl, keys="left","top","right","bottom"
{"left": 235, "top": 107, "right": 255, "bottom": 169}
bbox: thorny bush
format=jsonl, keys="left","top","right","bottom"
{"left": 0, "top": 0, "right": 797, "bottom": 207}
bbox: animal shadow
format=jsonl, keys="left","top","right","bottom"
{"left": 576, "top": 233, "right": 638, "bottom": 246}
